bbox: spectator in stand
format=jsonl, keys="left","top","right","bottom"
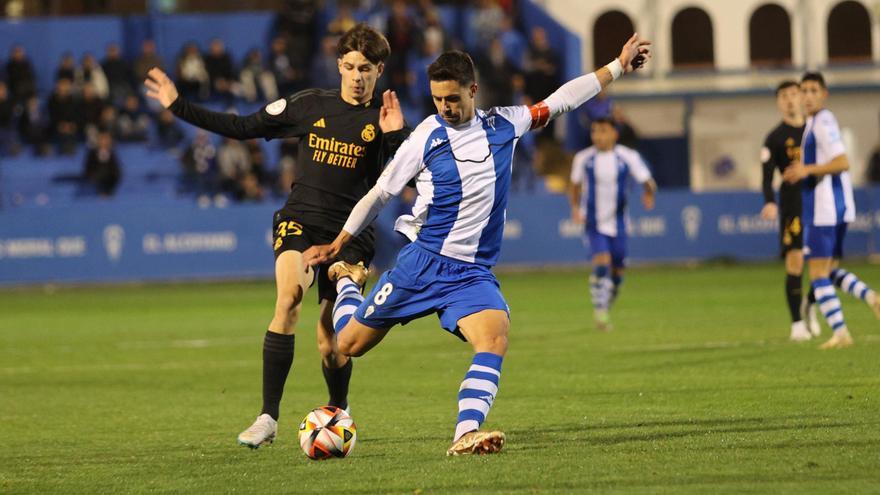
{"left": 102, "top": 43, "right": 134, "bottom": 105}
{"left": 471, "top": 0, "right": 504, "bottom": 50}
{"left": 498, "top": 14, "right": 527, "bottom": 70}
{"left": 83, "top": 131, "right": 121, "bottom": 197}
{"left": 611, "top": 104, "right": 639, "bottom": 149}
{"left": 407, "top": 29, "right": 443, "bottom": 114}
{"left": 237, "top": 172, "right": 265, "bottom": 202}
{"left": 97, "top": 105, "right": 118, "bottom": 138}
{"left": 133, "top": 39, "right": 164, "bottom": 87}
{"left": 273, "top": 0, "right": 316, "bottom": 89}
{"left": 269, "top": 36, "right": 299, "bottom": 95}
{"left": 277, "top": 136, "right": 298, "bottom": 197}
{"left": 0, "top": 81, "right": 20, "bottom": 156}
{"left": 326, "top": 3, "right": 357, "bottom": 37}
{"left": 525, "top": 26, "right": 560, "bottom": 101}
{"left": 216, "top": 136, "right": 251, "bottom": 196}
{"left": 310, "top": 36, "right": 341, "bottom": 90}
{"left": 525, "top": 26, "right": 560, "bottom": 139}
{"left": 510, "top": 73, "right": 537, "bottom": 192}
{"left": 79, "top": 83, "right": 106, "bottom": 146}
{"left": 156, "top": 109, "right": 185, "bottom": 150}
{"left": 239, "top": 48, "right": 278, "bottom": 103}
{"left": 116, "top": 94, "right": 150, "bottom": 142}
{"left": 204, "top": 39, "right": 236, "bottom": 102}
{"left": 18, "top": 95, "right": 50, "bottom": 156}
{"left": 475, "top": 38, "right": 517, "bottom": 109}
{"left": 77, "top": 53, "right": 109, "bottom": 100}
{"left": 386, "top": 0, "right": 418, "bottom": 97}
{"left": 48, "top": 78, "right": 79, "bottom": 154}
{"left": 417, "top": 1, "right": 447, "bottom": 51}
{"left": 6, "top": 45, "right": 36, "bottom": 104}
{"left": 245, "top": 139, "right": 266, "bottom": 183}
{"left": 176, "top": 42, "right": 210, "bottom": 101}
{"left": 180, "top": 130, "right": 216, "bottom": 198}
{"left": 55, "top": 53, "right": 77, "bottom": 83}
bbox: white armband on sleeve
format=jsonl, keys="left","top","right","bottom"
{"left": 342, "top": 185, "right": 394, "bottom": 237}
{"left": 542, "top": 72, "right": 602, "bottom": 121}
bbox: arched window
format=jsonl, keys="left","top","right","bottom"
{"left": 671, "top": 7, "right": 715, "bottom": 68}
{"left": 749, "top": 4, "right": 792, "bottom": 67}
{"left": 592, "top": 10, "right": 635, "bottom": 69}
{"left": 827, "top": 1, "right": 872, "bottom": 63}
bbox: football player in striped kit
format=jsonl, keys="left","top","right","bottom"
{"left": 305, "top": 35, "right": 651, "bottom": 454}
{"left": 568, "top": 117, "right": 656, "bottom": 331}
{"left": 783, "top": 72, "right": 880, "bottom": 349}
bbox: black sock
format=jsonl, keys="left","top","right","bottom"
{"left": 786, "top": 274, "right": 803, "bottom": 322}
{"left": 261, "top": 331, "right": 295, "bottom": 421}
{"left": 322, "top": 358, "right": 353, "bottom": 410}
{"left": 808, "top": 286, "right": 816, "bottom": 305}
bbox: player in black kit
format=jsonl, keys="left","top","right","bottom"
{"left": 759, "top": 80, "right": 814, "bottom": 341}
{"left": 145, "top": 24, "right": 408, "bottom": 448}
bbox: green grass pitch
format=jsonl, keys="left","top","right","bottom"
{"left": 2, "top": 263, "right": 880, "bottom": 494}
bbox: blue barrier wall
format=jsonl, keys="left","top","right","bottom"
{"left": 3, "top": 189, "right": 878, "bottom": 285}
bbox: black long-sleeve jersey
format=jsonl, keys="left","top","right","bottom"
{"left": 761, "top": 121, "right": 804, "bottom": 215}
{"left": 170, "top": 89, "right": 409, "bottom": 229}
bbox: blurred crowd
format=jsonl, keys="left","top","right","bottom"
{"left": 0, "top": 0, "right": 629, "bottom": 202}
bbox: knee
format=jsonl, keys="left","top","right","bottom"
{"left": 316, "top": 334, "right": 334, "bottom": 359}
{"left": 485, "top": 334, "right": 508, "bottom": 355}
{"left": 276, "top": 289, "right": 303, "bottom": 316}
{"left": 337, "top": 335, "right": 367, "bottom": 357}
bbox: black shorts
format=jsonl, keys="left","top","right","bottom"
{"left": 779, "top": 212, "right": 804, "bottom": 257}
{"left": 272, "top": 209, "right": 375, "bottom": 303}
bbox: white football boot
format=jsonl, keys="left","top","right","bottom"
{"left": 789, "top": 321, "right": 812, "bottom": 342}
{"left": 801, "top": 299, "right": 822, "bottom": 337}
{"left": 237, "top": 413, "right": 277, "bottom": 449}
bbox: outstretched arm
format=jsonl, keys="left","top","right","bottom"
{"left": 145, "top": 67, "right": 269, "bottom": 139}
{"left": 528, "top": 34, "right": 651, "bottom": 128}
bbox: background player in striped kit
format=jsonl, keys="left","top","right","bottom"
{"left": 569, "top": 117, "right": 655, "bottom": 331}
{"left": 783, "top": 72, "right": 880, "bottom": 349}
{"left": 304, "top": 34, "right": 651, "bottom": 455}
{"left": 757, "top": 81, "right": 814, "bottom": 341}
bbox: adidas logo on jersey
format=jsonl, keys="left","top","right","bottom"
{"left": 430, "top": 138, "right": 447, "bottom": 149}
{"left": 313, "top": 118, "right": 326, "bottom": 128}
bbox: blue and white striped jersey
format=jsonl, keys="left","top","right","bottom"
{"left": 376, "top": 106, "right": 534, "bottom": 266}
{"left": 570, "top": 145, "right": 652, "bottom": 237}
{"left": 801, "top": 109, "right": 855, "bottom": 226}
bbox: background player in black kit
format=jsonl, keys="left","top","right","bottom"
{"left": 759, "top": 80, "right": 814, "bottom": 342}
{"left": 144, "top": 24, "right": 408, "bottom": 448}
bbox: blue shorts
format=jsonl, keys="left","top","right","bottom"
{"left": 586, "top": 229, "right": 627, "bottom": 267}
{"left": 353, "top": 243, "right": 509, "bottom": 339}
{"left": 804, "top": 223, "right": 847, "bottom": 259}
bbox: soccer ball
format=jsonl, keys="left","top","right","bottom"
{"left": 298, "top": 406, "right": 357, "bottom": 460}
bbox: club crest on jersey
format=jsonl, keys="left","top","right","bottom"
{"left": 266, "top": 98, "right": 287, "bottom": 116}
{"left": 361, "top": 124, "right": 376, "bottom": 142}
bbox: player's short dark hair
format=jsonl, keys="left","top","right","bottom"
{"left": 801, "top": 71, "right": 826, "bottom": 88}
{"left": 427, "top": 50, "right": 476, "bottom": 86}
{"left": 591, "top": 117, "right": 615, "bottom": 128}
{"left": 775, "top": 80, "right": 798, "bottom": 95}
{"left": 337, "top": 23, "right": 390, "bottom": 65}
